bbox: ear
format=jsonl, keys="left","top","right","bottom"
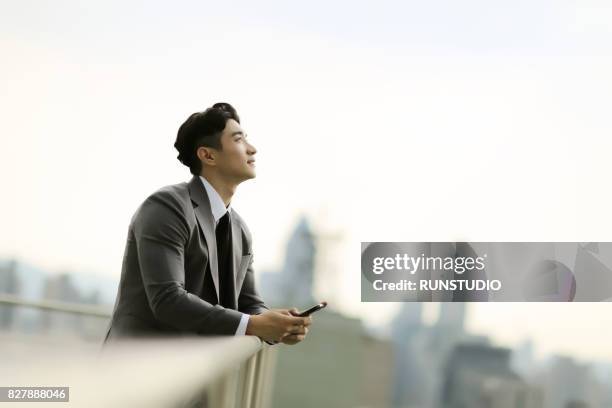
{"left": 196, "top": 146, "right": 217, "bottom": 167}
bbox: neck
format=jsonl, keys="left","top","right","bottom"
{"left": 200, "top": 172, "right": 236, "bottom": 207}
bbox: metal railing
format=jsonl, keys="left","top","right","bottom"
{"left": 0, "top": 294, "right": 276, "bottom": 408}
{"left": 0, "top": 293, "right": 112, "bottom": 317}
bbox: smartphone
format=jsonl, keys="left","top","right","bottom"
{"left": 297, "top": 301, "right": 327, "bottom": 317}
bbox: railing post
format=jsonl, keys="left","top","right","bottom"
{"left": 208, "top": 366, "right": 240, "bottom": 408}
{"left": 250, "top": 348, "right": 265, "bottom": 408}
{"left": 259, "top": 346, "right": 278, "bottom": 408}
{"left": 239, "top": 352, "right": 258, "bottom": 407}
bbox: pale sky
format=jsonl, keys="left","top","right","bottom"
{"left": 2, "top": 0, "right": 612, "bottom": 362}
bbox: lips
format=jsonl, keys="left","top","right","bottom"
{"left": 247, "top": 159, "right": 256, "bottom": 165}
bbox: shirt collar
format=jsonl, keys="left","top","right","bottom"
{"left": 199, "top": 175, "right": 232, "bottom": 224}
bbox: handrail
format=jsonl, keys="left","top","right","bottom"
{"left": 0, "top": 296, "right": 276, "bottom": 408}
{"left": 0, "top": 293, "right": 112, "bottom": 318}
{"left": 1, "top": 336, "right": 272, "bottom": 407}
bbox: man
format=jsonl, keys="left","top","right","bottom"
{"left": 103, "top": 102, "right": 311, "bottom": 345}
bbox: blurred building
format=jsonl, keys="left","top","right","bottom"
{"left": 539, "top": 356, "right": 601, "bottom": 408}
{"left": 436, "top": 303, "right": 466, "bottom": 333}
{"left": 41, "top": 273, "right": 95, "bottom": 337}
{"left": 269, "top": 310, "right": 394, "bottom": 408}
{"left": 362, "top": 331, "right": 394, "bottom": 408}
{"left": 592, "top": 362, "right": 612, "bottom": 408}
{"left": 479, "top": 377, "right": 544, "bottom": 408}
{"left": 441, "top": 344, "right": 543, "bottom": 408}
{"left": 390, "top": 302, "right": 490, "bottom": 408}
{"left": 512, "top": 339, "right": 537, "bottom": 381}
{"left": 0, "top": 259, "right": 46, "bottom": 333}
{"left": 0, "top": 259, "right": 19, "bottom": 329}
{"left": 261, "top": 216, "right": 393, "bottom": 407}
{"left": 0, "top": 258, "right": 112, "bottom": 339}
{"left": 260, "top": 216, "right": 316, "bottom": 308}
{"left": 391, "top": 303, "right": 428, "bottom": 408}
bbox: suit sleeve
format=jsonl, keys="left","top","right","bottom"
{"left": 238, "top": 251, "right": 270, "bottom": 316}
{"left": 237, "top": 259, "right": 276, "bottom": 344}
{"left": 133, "top": 191, "right": 243, "bottom": 335}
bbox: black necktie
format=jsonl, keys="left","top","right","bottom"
{"left": 216, "top": 211, "right": 236, "bottom": 309}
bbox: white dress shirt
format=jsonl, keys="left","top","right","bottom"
{"left": 199, "top": 176, "right": 250, "bottom": 336}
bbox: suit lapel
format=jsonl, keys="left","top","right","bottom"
{"left": 187, "top": 176, "right": 220, "bottom": 302}
{"left": 231, "top": 214, "right": 245, "bottom": 296}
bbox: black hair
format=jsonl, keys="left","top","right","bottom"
{"left": 174, "top": 102, "right": 241, "bottom": 175}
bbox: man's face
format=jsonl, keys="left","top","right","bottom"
{"left": 214, "top": 119, "right": 257, "bottom": 182}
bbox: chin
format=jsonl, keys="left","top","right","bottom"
{"left": 238, "top": 170, "right": 256, "bottom": 182}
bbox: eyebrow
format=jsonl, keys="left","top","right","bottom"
{"left": 231, "top": 131, "right": 247, "bottom": 138}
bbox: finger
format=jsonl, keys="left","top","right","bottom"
{"left": 280, "top": 333, "right": 297, "bottom": 344}
{"left": 303, "top": 316, "right": 313, "bottom": 326}
{"left": 289, "top": 326, "right": 307, "bottom": 335}
{"left": 283, "top": 334, "right": 305, "bottom": 343}
{"left": 288, "top": 325, "right": 305, "bottom": 334}
{"left": 289, "top": 308, "right": 299, "bottom": 316}
{"left": 291, "top": 327, "right": 308, "bottom": 335}
{"left": 284, "top": 316, "right": 306, "bottom": 329}
{"left": 290, "top": 316, "right": 311, "bottom": 326}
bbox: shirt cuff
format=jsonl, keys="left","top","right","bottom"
{"left": 235, "top": 313, "right": 250, "bottom": 336}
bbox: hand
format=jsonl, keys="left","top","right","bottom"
{"left": 276, "top": 308, "right": 312, "bottom": 345}
{"left": 246, "top": 310, "right": 311, "bottom": 344}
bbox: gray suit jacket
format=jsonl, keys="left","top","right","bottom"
{"left": 103, "top": 176, "right": 268, "bottom": 342}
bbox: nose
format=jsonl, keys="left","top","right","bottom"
{"left": 247, "top": 141, "right": 257, "bottom": 155}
